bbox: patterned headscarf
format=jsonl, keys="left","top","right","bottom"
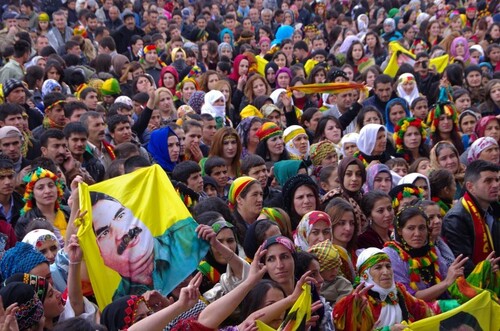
{"left": 41, "top": 79, "right": 62, "bottom": 98}
{"left": 101, "top": 295, "right": 151, "bottom": 330}
{"left": 467, "top": 137, "right": 499, "bottom": 163}
{"left": 393, "top": 117, "right": 427, "bottom": 156}
{"left": 260, "top": 207, "right": 293, "bottom": 239}
{"left": 308, "top": 240, "right": 342, "bottom": 272}
{"left": 227, "top": 176, "right": 258, "bottom": 209}
{"left": 22, "top": 167, "right": 65, "bottom": 215}
{"left": 4, "top": 273, "right": 49, "bottom": 303}
{"left": 22, "top": 229, "right": 59, "bottom": 252}
{"left": 262, "top": 235, "right": 296, "bottom": 254}
{"left": 294, "top": 211, "right": 332, "bottom": 251}
{"left": 475, "top": 116, "right": 500, "bottom": 139}
{"left": 0, "top": 242, "right": 48, "bottom": 281}
{"left": 0, "top": 283, "right": 44, "bottom": 330}
{"left": 310, "top": 140, "right": 336, "bottom": 166}
{"left": 256, "top": 122, "right": 282, "bottom": 142}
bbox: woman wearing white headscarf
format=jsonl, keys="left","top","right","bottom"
{"left": 340, "top": 132, "right": 359, "bottom": 158}
{"left": 201, "top": 90, "right": 226, "bottom": 129}
{"left": 333, "top": 247, "right": 438, "bottom": 330}
{"left": 354, "top": 123, "right": 391, "bottom": 165}
{"left": 283, "top": 125, "right": 310, "bottom": 161}
{"left": 399, "top": 173, "right": 431, "bottom": 200}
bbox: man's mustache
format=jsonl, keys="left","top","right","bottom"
{"left": 117, "top": 227, "right": 142, "bottom": 255}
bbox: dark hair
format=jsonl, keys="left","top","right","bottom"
{"left": 53, "top": 317, "right": 107, "bottom": 331}
{"left": 14, "top": 40, "right": 31, "bottom": 58}
{"left": 293, "top": 40, "right": 308, "bottom": 52}
{"left": 240, "top": 280, "right": 285, "bottom": 321}
{"left": 192, "top": 197, "right": 233, "bottom": 223}
{"left": 0, "top": 103, "right": 24, "bottom": 121}
{"left": 373, "top": 74, "right": 393, "bottom": 89}
{"left": 394, "top": 205, "right": 429, "bottom": 243}
{"left": 172, "top": 161, "right": 201, "bottom": 183}
{"left": 43, "top": 92, "right": 66, "bottom": 108}
{"left": 99, "top": 36, "right": 116, "bottom": 51}
{"left": 79, "top": 87, "right": 97, "bottom": 101}
{"left": 319, "top": 165, "right": 337, "bottom": 184}
{"left": 313, "top": 115, "right": 342, "bottom": 143}
{"left": 105, "top": 159, "right": 125, "bottom": 179}
{"left": 0, "top": 157, "right": 14, "bottom": 171}
{"left": 360, "top": 190, "right": 392, "bottom": 218}
{"left": 114, "top": 142, "right": 139, "bottom": 159}
{"left": 30, "top": 157, "right": 58, "bottom": 174}
{"left": 108, "top": 103, "right": 132, "bottom": 117}
{"left": 428, "top": 169, "right": 454, "bottom": 198}
{"left": 464, "top": 160, "right": 499, "bottom": 184}
{"left": 300, "top": 107, "right": 320, "bottom": 127}
{"left": 25, "top": 66, "right": 44, "bottom": 90}
{"left": 124, "top": 156, "right": 151, "bottom": 173}
{"left": 195, "top": 211, "right": 224, "bottom": 225}
{"left": 64, "top": 101, "right": 88, "bottom": 118}
{"left": 107, "top": 114, "right": 129, "bottom": 133}
{"left": 40, "top": 129, "right": 65, "bottom": 148}
{"left": 295, "top": 251, "right": 319, "bottom": 279}
{"left": 63, "top": 122, "right": 88, "bottom": 138}
{"left": 241, "top": 154, "right": 266, "bottom": 175}
{"left": 182, "top": 119, "right": 202, "bottom": 133}
{"left": 408, "top": 157, "right": 430, "bottom": 173}
{"left": 204, "top": 156, "right": 226, "bottom": 176}
{"left": 356, "top": 106, "right": 384, "bottom": 131}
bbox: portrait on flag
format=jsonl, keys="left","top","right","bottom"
{"left": 77, "top": 165, "right": 209, "bottom": 310}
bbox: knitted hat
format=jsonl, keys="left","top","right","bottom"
{"left": 260, "top": 104, "right": 283, "bottom": 117}
{"left": 22, "top": 168, "right": 65, "bottom": 216}
{"left": 188, "top": 91, "right": 206, "bottom": 114}
{"left": 0, "top": 242, "right": 48, "bottom": 281}
{"left": 2, "top": 78, "right": 24, "bottom": 97}
{"left": 0, "top": 283, "right": 44, "bottom": 330}
{"left": 227, "top": 176, "right": 258, "bottom": 209}
{"left": 308, "top": 240, "right": 342, "bottom": 272}
{"left": 101, "top": 78, "right": 121, "bottom": 96}
{"left": 38, "top": 12, "right": 50, "bottom": 22}
{"left": 310, "top": 140, "right": 336, "bottom": 166}
{"left": 283, "top": 125, "right": 307, "bottom": 144}
{"left": 256, "top": 122, "right": 282, "bottom": 141}
{"left": 4, "top": 273, "right": 49, "bottom": 303}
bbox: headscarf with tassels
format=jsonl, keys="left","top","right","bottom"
{"left": 21, "top": 167, "right": 65, "bottom": 216}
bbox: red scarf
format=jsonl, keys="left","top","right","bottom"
{"left": 102, "top": 140, "right": 116, "bottom": 160}
{"left": 461, "top": 192, "right": 494, "bottom": 264}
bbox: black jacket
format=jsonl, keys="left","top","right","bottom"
{"left": 442, "top": 194, "right": 500, "bottom": 276}
{"left": 82, "top": 149, "right": 105, "bottom": 182}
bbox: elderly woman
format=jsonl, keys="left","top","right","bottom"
{"left": 283, "top": 125, "right": 310, "bottom": 161}
{"left": 354, "top": 124, "right": 391, "bottom": 166}
{"left": 333, "top": 247, "right": 437, "bottom": 330}
{"left": 282, "top": 174, "right": 321, "bottom": 230}
{"left": 467, "top": 137, "right": 500, "bottom": 164}
{"left": 293, "top": 211, "right": 332, "bottom": 251}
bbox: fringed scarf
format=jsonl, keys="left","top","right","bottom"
{"left": 42, "top": 116, "right": 65, "bottom": 130}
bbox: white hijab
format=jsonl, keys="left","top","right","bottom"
{"left": 201, "top": 90, "right": 226, "bottom": 118}
{"left": 357, "top": 248, "right": 402, "bottom": 329}
{"left": 399, "top": 173, "right": 431, "bottom": 199}
{"left": 357, "top": 124, "right": 386, "bottom": 156}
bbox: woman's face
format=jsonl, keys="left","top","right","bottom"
{"left": 174, "top": 128, "right": 186, "bottom": 155}
{"left": 260, "top": 41, "right": 270, "bottom": 54}
{"left": 158, "top": 91, "right": 173, "bottom": 112}
{"left": 149, "top": 109, "right": 161, "bottom": 129}
{"left": 343, "top": 67, "right": 354, "bottom": 81}
{"left": 308, "top": 259, "right": 324, "bottom": 289}
{"left": 47, "top": 67, "right": 60, "bottom": 81}
{"left": 262, "top": 288, "right": 286, "bottom": 328}
{"left": 174, "top": 50, "right": 184, "bottom": 61}
{"left": 491, "top": 83, "right": 500, "bottom": 103}
{"left": 291, "top": 81, "right": 305, "bottom": 99}
{"left": 460, "top": 114, "right": 477, "bottom": 135}
{"left": 416, "top": 159, "right": 431, "bottom": 176}
{"left": 413, "top": 178, "right": 430, "bottom": 199}
{"left": 219, "top": 85, "right": 230, "bottom": 103}
{"left": 430, "top": 22, "right": 440, "bottom": 37}
{"left": 293, "top": 185, "right": 316, "bottom": 217}
{"left": 343, "top": 164, "right": 362, "bottom": 192}
{"left": 222, "top": 135, "right": 238, "bottom": 159}
{"left": 324, "top": 119, "right": 342, "bottom": 144}
{"left": 479, "top": 145, "right": 500, "bottom": 164}
{"left": 277, "top": 73, "right": 290, "bottom": 88}
{"left": 239, "top": 183, "right": 264, "bottom": 217}
{"left": 455, "top": 94, "right": 471, "bottom": 112}
{"left": 403, "top": 126, "right": 421, "bottom": 150}
{"left": 308, "top": 220, "right": 332, "bottom": 246}
{"left": 363, "top": 111, "right": 381, "bottom": 125}
{"left": 252, "top": 78, "right": 267, "bottom": 97}
{"left": 373, "top": 172, "right": 392, "bottom": 193}
{"left": 454, "top": 42, "right": 465, "bottom": 56}
{"left": 305, "top": 111, "right": 322, "bottom": 131}
{"left": 366, "top": 71, "right": 376, "bottom": 87}
{"left": 201, "top": 45, "right": 208, "bottom": 58}
{"left": 211, "top": 228, "right": 238, "bottom": 264}
{"left": 238, "top": 59, "right": 249, "bottom": 76}
{"left": 425, "top": 205, "right": 442, "bottom": 239}
{"left": 282, "top": 43, "right": 293, "bottom": 58}
{"left": 372, "top": 130, "right": 387, "bottom": 155}
{"left": 207, "top": 74, "right": 220, "bottom": 90}
{"left": 221, "top": 47, "right": 233, "bottom": 59}
{"left": 136, "top": 77, "right": 152, "bottom": 93}
{"left": 466, "top": 70, "right": 482, "bottom": 88}
{"left": 37, "top": 239, "right": 59, "bottom": 264}
{"left": 401, "top": 81, "right": 415, "bottom": 95}
{"left": 343, "top": 142, "right": 358, "bottom": 157}
{"left": 37, "top": 58, "right": 47, "bottom": 69}
{"left": 490, "top": 24, "right": 500, "bottom": 39}
{"left": 213, "top": 97, "right": 225, "bottom": 107}
{"left": 267, "top": 135, "right": 284, "bottom": 155}
{"left": 351, "top": 44, "right": 363, "bottom": 61}
{"left": 33, "top": 178, "right": 57, "bottom": 207}
{"left": 132, "top": 68, "right": 145, "bottom": 79}
{"left": 265, "top": 244, "right": 294, "bottom": 285}
{"left": 366, "top": 34, "right": 376, "bottom": 48}
{"left": 484, "top": 119, "right": 500, "bottom": 142}
{"left": 39, "top": 21, "right": 49, "bottom": 30}
{"left": 274, "top": 54, "right": 286, "bottom": 69}
{"left": 266, "top": 67, "right": 276, "bottom": 84}
{"left": 399, "top": 214, "right": 428, "bottom": 249}
{"left": 292, "top": 133, "right": 309, "bottom": 154}
{"left": 389, "top": 105, "right": 406, "bottom": 126}
{"left": 437, "top": 147, "right": 459, "bottom": 173}
{"left": 437, "top": 114, "right": 454, "bottom": 133}
{"left": 370, "top": 197, "right": 393, "bottom": 230}
{"left": 249, "top": 121, "right": 262, "bottom": 145}
{"left": 223, "top": 33, "right": 231, "bottom": 44}
{"left": 43, "top": 283, "right": 64, "bottom": 319}
{"left": 369, "top": 261, "right": 394, "bottom": 289}
{"left": 167, "top": 135, "right": 180, "bottom": 162}
{"left": 314, "top": 70, "right": 326, "bottom": 83}
{"left": 182, "top": 82, "right": 196, "bottom": 101}
{"left": 332, "top": 211, "right": 355, "bottom": 247}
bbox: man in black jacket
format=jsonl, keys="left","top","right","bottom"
{"left": 112, "top": 10, "right": 145, "bottom": 54}
{"left": 443, "top": 160, "right": 500, "bottom": 276}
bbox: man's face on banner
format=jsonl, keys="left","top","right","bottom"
{"left": 93, "top": 198, "right": 155, "bottom": 281}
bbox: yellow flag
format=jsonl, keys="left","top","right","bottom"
{"left": 256, "top": 55, "right": 269, "bottom": 77}
{"left": 77, "top": 165, "right": 209, "bottom": 310}
{"left": 408, "top": 291, "right": 500, "bottom": 330}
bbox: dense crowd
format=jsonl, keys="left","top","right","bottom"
{"left": 0, "top": 0, "right": 499, "bottom": 329}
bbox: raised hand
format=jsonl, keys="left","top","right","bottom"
{"left": 66, "top": 234, "right": 83, "bottom": 264}
{"left": 178, "top": 272, "right": 202, "bottom": 310}
{"left": 445, "top": 254, "right": 468, "bottom": 285}
{"left": 143, "top": 290, "right": 170, "bottom": 313}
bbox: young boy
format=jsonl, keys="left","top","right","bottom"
{"left": 386, "top": 157, "right": 409, "bottom": 177}
{"left": 308, "top": 240, "right": 352, "bottom": 305}
{"left": 172, "top": 161, "right": 204, "bottom": 196}
{"left": 203, "top": 176, "right": 218, "bottom": 198}
{"left": 241, "top": 154, "right": 281, "bottom": 208}
{"left": 204, "top": 156, "right": 229, "bottom": 199}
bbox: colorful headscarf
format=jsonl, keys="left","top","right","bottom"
{"left": 22, "top": 229, "right": 59, "bottom": 252}
{"left": 22, "top": 167, "right": 65, "bottom": 215}
{"left": 158, "top": 66, "right": 179, "bottom": 95}
{"left": 475, "top": 116, "right": 500, "bottom": 138}
{"left": 256, "top": 122, "right": 282, "bottom": 141}
{"left": 4, "top": 273, "right": 49, "bottom": 303}
{"left": 0, "top": 283, "right": 44, "bottom": 330}
{"left": 227, "top": 176, "right": 258, "bottom": 209}
{"left": 283, "top": 125, "right": 309, "bottom": 159}
{"left": 228, "top": 54, "right": 249, "bottom": 82}
{"left": 426, "top": 102, "right": 458, "bottom": 135}
{"left": 170, "top": 47, "right": 186, "bottom": 61}
{"left": 467, "top": 137, "right": 499, "bottom": 163}
{"left": 0, "top": 242, "right": 48, "bottom": 281}
{"left": 310, "top": 140, "right": 336, "bottom": 166}
{"left": 396, "top": 73, "right": 420, "bottom": 106}
{"left": 262, "top": 235, "right": 296, "bottom": 254}
{"left": 393, "top": 117, "right": 427, "bottom": 155}
{"left": 308, "top": 240, "right": 342, "bottom": 272}
{"left": 294, "top": 211, "right": 332, "bottom": 251}
{"left": 389, "top": 184, "right": 423, "bottom": 210}
{"left": 275, "top": 67, "right": 292, "bottom": 88}
{"left": 385, "top": 98, "right": 410, "bottom": 133}
{"left": 450, "top": 36, "right": 474, "bottom": 63}
{"left": 219, "top": 28, "right": 235, "bottom": 47}
{"left": 260, "top": 207, "right": 293, "bottom": 239}
{"left": 41, "top": 79, "right": 62, "bottom": 98}
{"left": 101, "top": 295, "right": 151, "bottom": 330}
